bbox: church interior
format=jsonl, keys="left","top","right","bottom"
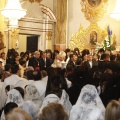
{"left": 0, "top": 1, "right": 120, "bottom": 120}
{"left": 0, "top": 0, "right": 120, "bottom": 53}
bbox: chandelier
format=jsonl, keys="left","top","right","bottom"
{"left": 110, "top": 0, "right": 120, "bottom": 20}
{"left": 1, "top": 0, "right": 26, "bottom": 28}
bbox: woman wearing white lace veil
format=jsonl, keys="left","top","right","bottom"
{"left": 6, "top": 89, "right": 24, "bottom": 105}
{"left": 1, "top": 88, "right": 24, "bottom": 120}
{"left": 40, "top": 90, "right": 72, "bottom": 115}
{"left": 39, "top": 94, "right": 61, "bottom": 114}
{"left": 19, "top": 101, "right": 39, "bottom": 120}
{"left": 25, "top": 84, "right": 44, "bottom": 108}
{"left": 69, "top": 85, "right": 105, "bottom": 120}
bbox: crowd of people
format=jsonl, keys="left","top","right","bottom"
{"left": 0, "top": 47, "right": 120, "bottom": 120}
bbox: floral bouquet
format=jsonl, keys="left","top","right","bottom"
{"left": 95, "top": 26, "right": 116, "bottom": 52}
{"left": 103, "top": 26, "right": 112, "bottom": 50}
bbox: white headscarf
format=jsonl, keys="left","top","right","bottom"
{"left": 6, "top": 89, "right": 24, "bottom": 105}
{"left": 39, "top": 94, "right": 61, "bottom": 114}
{"left": 69, "top": 85, "right": 105, "bottom": 120}
{"left": 0, "top": 82, "right": 7, "bottom": 110}
{"left": 19, "top": 101, "right": 39, "bottom": 120}
{"left": 25, "top": 84, "right": 44, "bottom": 108}
{"left": 40, "top": 90, "right": 72, "bottom": 115}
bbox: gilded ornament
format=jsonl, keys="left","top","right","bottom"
{"left": 68, "top": 23, "right": 108, "bottom": 51}
{"left": 11, "top": 29, "right": 20, "bottom": 40}
{"left": 80, "top": 0, "right": 108, "bottom": 23}
{"left": 46, "top": 31, "right": 53, "bottom": 40}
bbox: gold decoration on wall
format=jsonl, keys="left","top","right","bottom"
{"left": 80, "top": 0, "right": 108, "bottom": 23}
{"left": 46, "top": 31, "right": 53, "bottom": 40}
{"left": 11, "top": 29, "right": 20, "bottom": 40}
{"left": 68, "top": 23, "right": 108, "bottom": 51}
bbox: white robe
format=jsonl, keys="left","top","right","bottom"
{"left": 4, "top": 74, "right": 28, "bottom": 89}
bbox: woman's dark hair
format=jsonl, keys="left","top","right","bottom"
{"left": 14, "top": 87, "right": 24, "bottom": 99}
{"left": 45, "top": 75, "right": 62, "bottom": 98}
{"left": 46, "top": 68, "right": 67, "bottom": 98}
{"left": 5, "top": 64, "right": 11, "bottom": 71}
{"left": 11, "top": 64, "right": 19, "bottom": 74}
{"left": 5, "top": 85, "right": 11, "bottom": 92}
{"left": 4, "top": 102, "right": 18, "bottom": 115}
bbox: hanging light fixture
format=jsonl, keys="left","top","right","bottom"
{"left": 1, "top": 0, "right": 26, "bottom": 27}
{"left": 110, "top": 0, "right": 120, "bottom": 20}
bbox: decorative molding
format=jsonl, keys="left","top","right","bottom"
{"left": 80, "top": 0, "right": 108, "bottom": 23}
{"left": 40, "top": 4, "right": 57, "bottom": 21}
{"left": 46, "top": 31, "right": 53, "bottom": 40}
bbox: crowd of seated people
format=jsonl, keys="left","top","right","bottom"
{"left": 0, "top": 47, "right": 120, "bottom": 120}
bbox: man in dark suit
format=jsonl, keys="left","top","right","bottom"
{"left": 98, "top": 53, "right": 110, "bottom": 72}
{"left": 40, "top": 51, "right": 52, "bottom": 71}
{"left": 109, "top": 54, "right": 120, "bottom": 72}
{"left": 68, "top": 53, "right": 78, "bottom": 68}
{"left": 28, "top": 51, "right": 41, "bottom": 70}
{"left": 83, "top": 54, "right": 98, "bottom": 71}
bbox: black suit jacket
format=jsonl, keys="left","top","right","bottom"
{"left": 40, "top": 58, "right": 52, "bottom": 71}
{"left": 28, "top": 57, "right": 41, "bottom": 70}
{"left": 98, "top": 61, "right": 110, "bottom": 72}
{"left": 83, "top": 60, "right": 98, "bottom": 71}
